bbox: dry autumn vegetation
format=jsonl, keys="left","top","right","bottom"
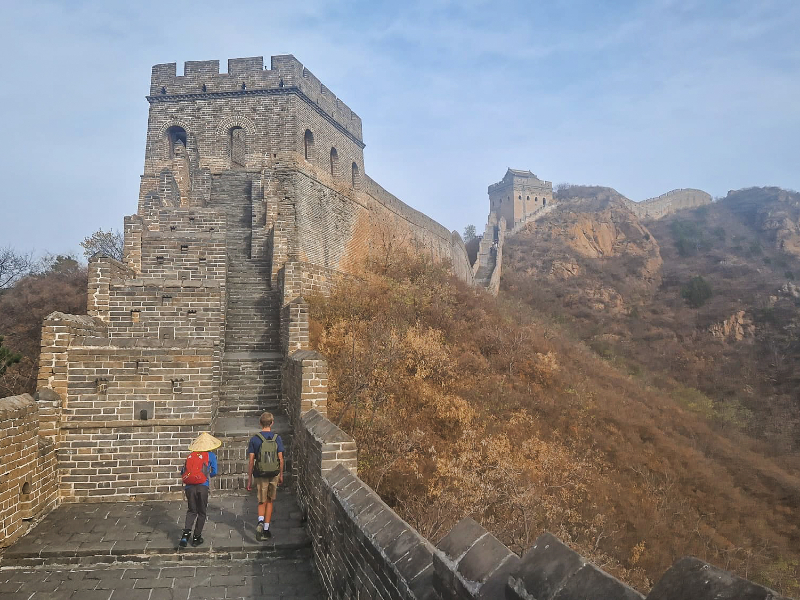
{"left": 0, "top": 253, "right": 87, "bottom": 397}
{"left": 309, "top": 188, "right": 800, "bottom": 596}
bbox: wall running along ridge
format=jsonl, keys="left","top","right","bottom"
{"left": 0, "top": 55, "right": 782, "bottom": 599}
{"left": 626, "top": 188, "right": 712, "bottom": 220}
{"left": 475, "top": 175, "right": 711, "bottom": 294}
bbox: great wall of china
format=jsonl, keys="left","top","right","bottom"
{"left": 1, "top": 55, "right": 781, "bottom": 599}
{"left": 472, "top": 171, "right": 712, "bottom": 294}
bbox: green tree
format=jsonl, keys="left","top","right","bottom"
{"left": 40, "top": 254, "right": 82, "bottom": 275}
{"left": 681, "top": 276, "right": 713, "bottom": 308}
{"left": 0, "top": 335, "right": 22, "bottom": 376}
{"left": 463, "top": 225, "right": 477, "bottom": 242}
{"left": 671, "top": 220, "right": 711, "bottom": 257}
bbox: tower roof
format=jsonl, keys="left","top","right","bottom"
{"left": 506, "top": 168, "right": 538, "bottom": 178}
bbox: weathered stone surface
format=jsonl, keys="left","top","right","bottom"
{"left": 646, "top": 557, "right": 789, "bottom": 600}
{"left": 508, "top": 533, "right": 585, "bottom": 599}
{"left": 437, "top": 517, "right": 487, "bottom": 562}
{"left": 553, "top": 564, "right": 644, "bottom": 600}
{"left": 505, "top": 532, "right": 643, "bottom": 600}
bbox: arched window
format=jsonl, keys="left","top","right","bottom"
{"left": 351, "top": 162, "right": 359, "bottom": 188}
{"left": 304, "top": 129, "right": 314, "bottom": 160}
{"left": 230, "top": 126, "right": 246, "bottom": 167}
{"left": 526, "top": 195, "right": 530, "bottom": 201}
{"left": 166, "top": 126, "right": 187, "bottom": 158}
{"left": 535, "top": 196, "right": 539, "bottom": 203}
{"left": 330, "top": 147, "right": 339, "bottom": 177}
{"left": 543, "top": 198, "right": 547, "bottom": 207}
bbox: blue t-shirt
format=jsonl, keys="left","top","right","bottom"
{"left": 248, "top": 432, "right": 284, "bottom": 473}
{"left": 182, "top": 451, "right": 217, "bottom": 488}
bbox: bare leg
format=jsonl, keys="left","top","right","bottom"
{"left": 265, "top": 500, "right": 274, "bottom": 523}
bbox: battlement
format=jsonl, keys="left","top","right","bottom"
{"left": 629, "top": 188, "right": 712, "bottom": 220}
{"left": 641, "top": 188, "right": 711, "bottom": 203}
{"left": 149, "top": 55, "right": 363, "bottom": 141}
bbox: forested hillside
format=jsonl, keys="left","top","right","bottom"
{"left": 309, "top": 190, "right": 800, "bottom": 596}
{"left": 0, "top": 253, "right": 87, "bottom": 396}
{"left": 503, "top": 186, "right": 800, "bottom": 456}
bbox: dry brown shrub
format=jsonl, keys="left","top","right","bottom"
{"left": 309, "top": 246, "right": 800, "bottom": 595}
{"left": 0, "top": 258, "right": 87, "bottom": 396}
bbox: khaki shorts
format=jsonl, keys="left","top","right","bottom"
{"left": 255, "top": 476, "right": 278, "bottom": 502}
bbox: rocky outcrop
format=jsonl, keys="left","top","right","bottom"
{"left": 547, "top": 195, "right": 663, "bottom": 291}
{"left": 709, "top": 311, "right": 755, "bottom": 341}
{"left": 550, "top": 259, "right": 581, "bottom": 279}
{"left": 504, "top": 190, "right": 664, "bottom": 313}
{"left": 779, "top": 281, "right": 800, "bottom": 299}
{"left": 724, "top": 187, "right": 800, "bottom": 258}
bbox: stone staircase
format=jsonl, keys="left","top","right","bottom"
{"left": 474, "top": 249, "right": 497, "bottom": 285}
{"left": 207, "top": 172, "right": 289, "bottom": 492}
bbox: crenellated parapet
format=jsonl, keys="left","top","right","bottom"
{"left": 148, "top": 55, "right": 363, "bottom": 143}
{"left": 628, "top": 188, "right": 712, "bottom": 220}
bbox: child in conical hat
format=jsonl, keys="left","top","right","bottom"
{"left": 179, "top": 432, "right": 220, "bottom": 548}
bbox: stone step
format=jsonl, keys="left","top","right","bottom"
{"left": 223, "top": 344, "right": 280, "bottom": 351}
{"left": 213, "top": 417, "right": 293, "bottom": 492}
{"left": 0, "top": 496, "right": 312, "bottom": 569}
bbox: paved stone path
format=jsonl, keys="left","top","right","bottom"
{"left": 0, "top": 558, "right": 323, "bottom": 600}
{"left": 0, "top": 493, "right": 326, "bottom": 599}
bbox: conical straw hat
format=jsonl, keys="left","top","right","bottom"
{"left": 188, "top": 432, "right": 222, "bottom": 452}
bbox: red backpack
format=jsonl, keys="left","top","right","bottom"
{"left": 182, "top": 452, "right": 209, "bottom": 485}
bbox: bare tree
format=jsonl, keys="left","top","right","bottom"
{"left": 80, "top": 228, "right": 124, "bottom": 261}
{"left": 0, "top": 246, "right": 34, "bottom": 290}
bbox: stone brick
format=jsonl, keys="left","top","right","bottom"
{"left": 645, "top": 557, "right": 788, "bottom": 600}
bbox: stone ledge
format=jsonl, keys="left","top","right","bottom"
{"left": 646, "top": 556, "right": 790, "bottom": 600}
{"left": 60, "top": 418, "right": 211, "bottom": 429}
{"left": 0, "top": 393, "right": 36, "bottom": 418}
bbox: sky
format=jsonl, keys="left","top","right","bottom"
{"left": 1, "top": 0, "right": 799, "bottom": 258}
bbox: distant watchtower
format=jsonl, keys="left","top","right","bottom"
{"left": 488, "top": 168, "right": 553, "bottom": 227}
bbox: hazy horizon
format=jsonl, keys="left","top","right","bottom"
{"left": 2, "top": 0, "right": 798, "bottom": 257}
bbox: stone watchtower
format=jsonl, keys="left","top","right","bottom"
{"left": 472, "top": 169, "right": 554, "bottom": 294}
{"left": 34, "top": 55, "right": 473, "bottom": 502}
{"left": 488, "top": 168, "right": 553, "bottom": 228}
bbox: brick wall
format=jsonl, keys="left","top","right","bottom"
{"left": 283, "top": 351, "right": 437, "bottom": 599}
{"left": 281, "top": 261, "right": 345, "bottom": 307}
{"left": 0, "top": 394, "right": 57, "bottom": 548}
{"left": 628, "top": 188, "right": 712, "bottom": 220}
{"left": 281, "top": 298, "right": 310, "bottom": 355}
{"left": 57, "top": 424, "right": 205, "bottom": 501}
{"left": 38, "top": 312, "right": 108, "bottom": 400}
{"left": 105, "top": 281, "right": 223, "bottom": 342}
{"left": 39, "top": 194, "right": 223, "bottom": 502}
{"left": 88, "top": 257, "right": 137, "bottom": 319}
{"left": 432, "top": 517, "right": 789, "bottom": 600}
{"left": 48, "top": 340, "right": 217, "bottom": 500}
{"left": 281, "top": 167, "right": 473, "bottom": 284}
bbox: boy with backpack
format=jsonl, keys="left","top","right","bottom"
{"left": 246, "top": 412, "right": 284, "bottom": 540}
{"left": 179, "top": 432, "right": 220, "bottom": 548}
